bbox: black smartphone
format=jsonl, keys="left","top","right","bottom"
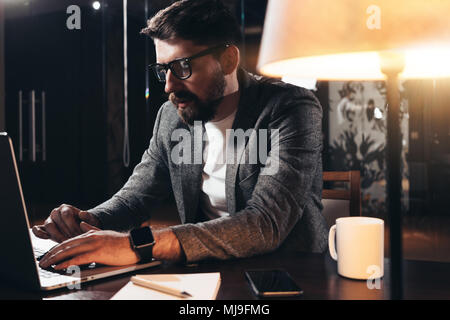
{"left": 245, "top": 269, "right": 303, "bottom": 297}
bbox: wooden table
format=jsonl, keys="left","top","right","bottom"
{"left": 1, "top": 252, "right": 450, "bottom": 300}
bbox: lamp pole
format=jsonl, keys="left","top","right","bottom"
{"left": 383, "top": 65, "right": 404, "bottom": 300}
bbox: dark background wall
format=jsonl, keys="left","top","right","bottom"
{"left": 2, "top": 0, "right": 269, "bottom": 219}
{"left": 0, "top": 1, "right": 4, "bottom": 132}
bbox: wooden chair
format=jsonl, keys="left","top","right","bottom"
{"left": 322, "top": 171, "right": 362, "bottom": 228}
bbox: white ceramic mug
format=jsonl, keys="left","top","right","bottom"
{"left": 328, "top": 217, "right": 384, "bottom": 280}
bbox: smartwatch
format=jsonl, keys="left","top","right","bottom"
{"left": 129, "top": 226, "right": 155, "bottom": 263}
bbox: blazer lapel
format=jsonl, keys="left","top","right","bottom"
{"left": 180, "top": 121, "right": 204, "bottom": 223}
{"left": 225, "top": 70, "right": 260, "bottom": 215}
{"left": 178, "top": 70, "right": 260, "bottom": 219}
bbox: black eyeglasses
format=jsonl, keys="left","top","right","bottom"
{"left": 149, "top": 44, "right": 230, "bottom": 83}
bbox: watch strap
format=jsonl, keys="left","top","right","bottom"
{"left": 129, "top": 227, "right": 155, "bottom": 263}
{"left": 134, "top": 243, "right": 154, "bottom": 263}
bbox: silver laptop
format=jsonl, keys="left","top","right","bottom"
{"left": 0, "top": 132, "right": 161, "bottom": 291}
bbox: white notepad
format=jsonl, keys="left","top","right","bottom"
{"left": 110, "top": 272, "right": 221, "bottom": 300}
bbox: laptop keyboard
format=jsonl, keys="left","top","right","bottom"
{"left": 39, "top": 267, "right": 64, "bottom": 278}
{"left": 33, "top": 246, "right": 97, "bottom": 279}
{"left": 33, "top": 246, "right": 65, "bottom": 279}
{"left": 34, "top": 247, "right": 48, "bottom": 262}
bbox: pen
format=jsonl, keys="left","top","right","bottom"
{"left": 130, "top": 276, "right": 193, "bottom": 298}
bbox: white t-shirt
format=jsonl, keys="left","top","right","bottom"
{"left": 200, "top": 110, "right": 237, "bottom": 220}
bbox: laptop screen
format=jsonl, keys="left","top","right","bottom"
{"left": 0, "top": 133, "right": 41, "bottom": 290}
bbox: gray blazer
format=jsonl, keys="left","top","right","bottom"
{"left": 89, "top": 69, "right": 328, "bottom": 263}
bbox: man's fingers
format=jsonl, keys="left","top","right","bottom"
{"left": 79, "top": 211, "right": 101, "bottom": 228}
{"left": 39, "top": 234, "right": 95, "bottom": 268}
{"left": 60, "top": 206, "right": 83, "bottom": 237}
{"left": 37, "top": 204, "right": 91, "bottom": 243}
{"left": 53, "top": 252, "right": 96, "bottom": 271}
{"left": 38, "top": 230, "right": 139, "bottom": 268}
{"left": 43, "top": 219, "right": 68, "bottom": 243}
{"left": 80, "top": 221, "right": 101, "bottom": 232}
{"left": 32, "top": 225, "right": 51, "bottom": 239}
{"left": 50, "top": 209, "right": 72, "bottom": 239}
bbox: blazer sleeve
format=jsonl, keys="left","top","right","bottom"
{"left": 88, "top": 105, "right": 172, "bottom": 231}
{"left": 171, "top": 89, "right": 324, "bottom": 262}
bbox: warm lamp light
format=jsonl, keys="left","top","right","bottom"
{"left": 260, "top": 45, "right": 450, "bottom": 80}
{"left": 258, "top": 0, "right": 450, "bottom": 80}
{"left": 258, "top": 0, "right": 450, "bottom": 300}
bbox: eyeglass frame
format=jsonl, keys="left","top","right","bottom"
{"left": 149, "top": 44, "right": 231, "bottom": 83}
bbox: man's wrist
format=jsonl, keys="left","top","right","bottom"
{"left": 128, "top": 234, "right": 142, "bottom": 262}
{"left": 127, "top": 235, "right": 141, "bottom": 262}
{"left": 152, "top": 228, "right": 185, "bottom": 262}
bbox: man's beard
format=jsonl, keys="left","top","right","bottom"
{"left": 169, "top": 69, "right": 226, "bottom": 125}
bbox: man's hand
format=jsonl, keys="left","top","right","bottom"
{"left": 38, "top": 223, "right": 185, "bottom": 269}
{"left": 38, "top": 223, "right": 139, "bottom": 270}
{"left": 32, "top": 204, "right": 101, "bottom": 243}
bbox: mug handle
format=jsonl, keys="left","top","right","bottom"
{"left": 328, "top": 224, "right": 338, "bottom": 261}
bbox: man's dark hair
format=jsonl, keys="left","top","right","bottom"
{"left": 141, "top": 0, "right": 242, "bottom": 47}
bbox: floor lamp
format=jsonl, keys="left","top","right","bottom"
{"left": 257, "top": 0, "right": 450, "bottom": 300}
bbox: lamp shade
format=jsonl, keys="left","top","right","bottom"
{"left": 258, "top": 0, "right": 450, "bottom": 80}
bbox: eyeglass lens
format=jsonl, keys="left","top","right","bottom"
{"left": 170, "top": 60, "right": 191, "bottom": 79}
{"left": 154, "top": 60, "right": 191, "bottom": 82}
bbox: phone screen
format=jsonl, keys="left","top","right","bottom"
{"left": 245, "top": 269, "right": 303, "bottom": 297}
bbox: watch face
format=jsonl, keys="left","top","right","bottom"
{"left": 131, "top": 227, "right": 154, "bottom": 247}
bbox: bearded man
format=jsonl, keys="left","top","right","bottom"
{"left": 35, "top": 0, "right": 327, "bottom": 269}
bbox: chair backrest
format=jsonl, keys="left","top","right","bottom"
{"left": 322, "top": 171, "right": 362, "bottom": 228}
